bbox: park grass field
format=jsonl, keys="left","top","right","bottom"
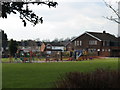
{"left": 2, "top": 58, "right": 119, "bottom": 88}
{"left": 1, "top": 58, "right": 45, "bottom": 62}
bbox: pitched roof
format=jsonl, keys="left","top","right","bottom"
{"left": 44, "top": 42, "right": 64, "bottom": 46}
{"left": 71, "top": 31, "right": 118, "bottom": 42}
{"left": 86, "top": 32, "right": 102, "bottom": 41}
{"left": 87, "top": 31, "right": 118, "bottom": 41}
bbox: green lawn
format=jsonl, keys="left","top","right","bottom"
{"left": 2, "top": 58, "right": 45, "bottom": 62}
{"left": 2, "top": 58, "right": 119, "bottom": 88}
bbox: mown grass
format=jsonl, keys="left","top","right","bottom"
{"left": 2, "top": 58, "right": 118, "bottom": 88}
{"left": 2, "top": 57, "right": 69, "bottom": 62}
{"left": 2, "top": 58, "right": 45, "bottom": 62}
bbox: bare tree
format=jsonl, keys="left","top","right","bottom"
{"left": 103, "top": 0, "right": 120, "bottom": 24}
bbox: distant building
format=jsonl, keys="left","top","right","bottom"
{"left": 17, "top": 40, "right": 42, "bottom": 52}
{"left": 44, "top": 42, "right": 65, "bottom": 60}
{"left": 45, "top": 42, "right": 65, "bottom": 51}
{"left": 66, "top": 31, "right": 120, "bottom": 57}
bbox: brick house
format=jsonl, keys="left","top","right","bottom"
{"left": 66, "top": 31, "right": 120, "bottom": 57}
{"left": 45, "top": 42, "right": 65, "bottom": 54}
{"left": 42, "top": 42, "right": 65, "bottom": 60}
{"left": 17, "top": 40, "right": 42, "bottom": 52}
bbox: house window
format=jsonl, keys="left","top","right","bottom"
{"left": 46, "top": 51, "right": 51, "bottom": 54}
{"left": 103, "top": 41, "right": 105, "bottom": 46}
{"left": 89, "top": 40, "right": 97, "bottom": 45}
{"left": 105, "top": 49, "right": 107, "bottom": 52}
{"left": 79, "top": 41, "right": 82, "bottom": 46}
{"left": 97, "top": 49, "right": 100, "bottom": 51}
{"left": 6, "top": 47, "right": 8, "bottom": 50}
{"left": 108, "top": 49, "right": 110, "bottom": 51}
{"left": 88, "top": 48, "right": 96, "bottom": 52}
{"left": 106, "top": 41, "right": 110, "bottom": 46}
{"left": 74, "top": 41, "right": 77, "bottom": 46}
{"left": 77, "top": 41, "right": 79, "bottom": 46}
{"left": 47, "top": 46, "right": 51, "bottom": 49}
{"left": 94, "top": 49, "right": 96, "bottom": 51}
{"left": 102, "top": 49, "right": 104, "bottom": 52}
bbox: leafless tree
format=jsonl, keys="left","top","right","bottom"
{"left": 103, "top": 0, "right": 120, "bottom": 24}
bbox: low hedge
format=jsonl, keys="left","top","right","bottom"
{"left": 55, "top": 69, "right": 119, "bottom": 88}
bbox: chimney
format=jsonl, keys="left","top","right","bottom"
{"left": 103, "top": 31, "right": 106, "bottom": 33}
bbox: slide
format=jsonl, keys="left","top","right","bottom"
{"left": 75, "top": 50, "right": 83, "bottom": 59}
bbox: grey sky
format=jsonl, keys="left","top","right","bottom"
{"left": 0, "top": 0, "right": 119, "bottom": 41}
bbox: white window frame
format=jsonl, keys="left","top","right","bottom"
{"left": 74, "top": 41, "right": 77, "bottom": 46}
{"left": 97, "top": 49, "right": 100, "bottom": 51}
{"left": 102, "top": 49, "right": 104, "bottom": 52}
{"left": 79, "top": 41, "right": 82, "bottom": 46}
{"left": 108, "top": 49, "right": 111, "bottom": 52}
{"left": 47, "top": 46, "right": 51, "bottom": 49}
{"left": 95, "top": 41, "right": 97, "bottom": 45}
{"left": 77, "top": 41, "right": 79, "bottom": 46}
{"left": 89, "top": 40, "right": 97, "bottom": 45}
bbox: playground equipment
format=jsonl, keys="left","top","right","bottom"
{"left": 45, "top": 51, "right": 63, "bottom": 62}
{"left": 74, "top": 50, "right": 83, "bottom": 60}
{"left": 19, "top": 51, "right": 30, "bottom": 63}
{"left": 16, "top": 49, "right": 36, "bottom": 63}
{"left": 68, "top": 50, "right": 89, "bottom": 61}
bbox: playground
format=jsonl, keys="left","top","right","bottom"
{"left": 2, "top": 48, "right": 119, "bottom": 88}
{"left": 2, "top": 49, "right": 103, "bottom": 63}
{"left": 2, "top": 58, "right": 118, "bottom": 88}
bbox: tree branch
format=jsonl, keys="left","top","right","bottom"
{"left": 105, "top": 16, "right": 120, "bottom": 24}
{"left": 103, "top": 0, "right": 120, "bottom": 24}
{"left": 1, "top": 1, "right": 58, "bottom": 26}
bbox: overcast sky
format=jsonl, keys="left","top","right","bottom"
{"left": 0, "top": 0, "right": 119, "bottom": 41}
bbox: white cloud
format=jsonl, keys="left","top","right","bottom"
{"left": 0, "top": 0, "right": 118, "bottom": 41}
